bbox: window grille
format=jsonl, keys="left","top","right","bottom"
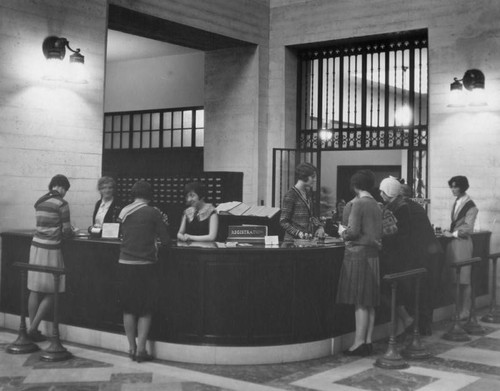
{"left": 297, "top": 30, "right": 428, "bottom": 151}
{"left": 104, "top": 107, "right": 204, "bottom": 150}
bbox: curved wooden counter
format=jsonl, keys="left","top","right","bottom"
{"left": 1, "top": 230, "right": 491, "bottom": 363}
{"left": 0, "top": 231, "right": 346, "bottom": 347}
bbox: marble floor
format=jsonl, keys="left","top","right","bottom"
{"left": 1, "top": 315, "right": 500, "bottom": 391}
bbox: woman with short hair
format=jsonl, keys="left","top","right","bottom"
{"left": 337, "top": 170, "right": 382, "bottom": 356}
{"left": 442, "top": 175, "right": 478, "bottom": 320}
{"left": 280, "top": 163, "right": 325, "bottom": 240}
{"left": 177, "top": 182, "right": 219, "bottom": 242}
{"left": 117, "top": 180, "right": 170, "bottom": 362}
{"left": 27, "top": 174, "right": 73, "bottom": 342}
{"left": 92, "top": 176, "right": 121, "bottom": 227}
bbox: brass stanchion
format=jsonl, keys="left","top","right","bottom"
{"left": 402, "top": 270, "right": 431, "bottom": 359}
{"left": 481, "top": 253, "right": 500, "bottom": 324}
{"left": 374, "top": 272, "right": 410, "bottom": 370}
{"left": 464, "top": 258, "right": 486, "bottom": 335}
{"left": 6, "top": 267, "right": 39, "bottom": 354}
{"left": 442, "top": 257, "right": 481, "bottom": 342}
{"left": 40, "top": 272, "right": 72, "bottom": 362}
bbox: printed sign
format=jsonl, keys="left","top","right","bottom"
{"left": 227, "top": 225, "right": 268, "bottom": 242}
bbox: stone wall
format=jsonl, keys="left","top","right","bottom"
{"left": 0, "top": 0, "right": 108, "bottom": 233}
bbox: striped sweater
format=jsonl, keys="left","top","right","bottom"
{"left": 32, "top": 191, "right": 72, "bottom": 250}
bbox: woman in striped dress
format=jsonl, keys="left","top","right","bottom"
{"left": 337, "top": 170, "right": 382, "bottom": 356}
{"left": 27, "top": 174, "right": 73, "bottom": 341}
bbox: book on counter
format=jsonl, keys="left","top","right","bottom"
{"left": 216, "top": 201, "right": 280, "bottom": 218}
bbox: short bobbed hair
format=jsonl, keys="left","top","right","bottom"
{"left": 48, "top": 174, "right": 70, "bottom": 191}
{"left": 295, "top": 163, "right": 317, "bottom": 182}
{"left": 131, "top": 180, "right": 153, "bottom": 201}
{"left": 97, "top": 176, "right": 115, "bottom": 190}
{"left": 184, "top": 182, "right": 206, "bottom": 200}
{"left": 448, "top": 175, "right": 469, "bottom": 193}
{"left": 350, "top": 170, "right": 375, "bottom": 192}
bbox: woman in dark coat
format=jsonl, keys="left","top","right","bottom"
{"left": 380, "top": 176, "right": 443, "bottom": 335}
{"left": 92, "top": 176, "right": 122, "bottom": 227}
{"left": 337, "top": 170, "right": 382, "bottom": 356}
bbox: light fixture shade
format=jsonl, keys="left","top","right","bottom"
{"left": 67, "top": 51, "right": 87, "bottom": 83}
{"left": 462, "top": 69, "right": 485, "bottom": 91}
{"left": 448, "top": 79, "right": 465, "bottom": 107}
{"left": 42, "top": 36, "right": 66, "bottom": 60}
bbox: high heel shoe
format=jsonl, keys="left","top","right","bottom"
{"left": 135, "top": 351, "right": 154, "bottom": 363}
{"left": 343, "top": 344, "right": 368, "bottom": 357}
{"left": 128, "top": 349, "right": 136, "bottom": 361}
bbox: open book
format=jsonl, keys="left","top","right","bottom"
{"left": 216, "top": 202, "right": 280, "bottom": 218}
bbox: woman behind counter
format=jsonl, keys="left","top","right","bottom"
{"left": 336, "top": 170, "right": 382, "bottom": 356}
{"left": 92, "top": 176, "right": 121, "bottom": 227}
{"left": 442, "top": 175, "right": 478, "bottom": 320}
{"left": 177, "top": 182, "right": 219, "bottom": 242}
{"left": 280, "top": 163, "right": 325, "bottom": 240}
{"left": 117, "top": 180, "right": 170, "bottom": 362}
{"left": 27, "top": 174, "right": 73, "bottom": 342}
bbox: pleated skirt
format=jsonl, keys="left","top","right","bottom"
{"left": 336, "top": 245, "right": 380, "bottom": 306}
{"left": 27, "top": 245, "right": 66, "bottom": 293}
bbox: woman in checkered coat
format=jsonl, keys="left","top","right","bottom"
{"left": 280, "top": 163, "right": 324, "bottom": 241}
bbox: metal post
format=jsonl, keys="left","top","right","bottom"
{"left": 402, "top": 275, "right": 431, "bottom": 359}
{"left": 442, "top": 259, "right": 479, "bottom": 342}
{"left": 482, "top": 254, "right": 500, "bottom": 323}
{"left": 374, "top": 281, "right": 409, "bottom": 369}
{"left": 464, "top": 261, "right": 486, "bottom": 335}
{"left": 40, "top": 273, "right": 72, "bottom": 362}
{"left": 6, "top": 269, "right": 39, "bottom": 354}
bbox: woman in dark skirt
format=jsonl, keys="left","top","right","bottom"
{"left": 337, "top": 170, "right": 382, "bottom": 356}
{"left": 117, "top": 180, "right": 169, "bottom": 362}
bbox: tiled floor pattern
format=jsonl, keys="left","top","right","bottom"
{"left": 2, "top": 315, "right": 500, "bottom": 390}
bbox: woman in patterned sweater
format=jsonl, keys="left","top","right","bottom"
{"left": 280, "top": 163, "right": 325, "bottom": 241}
{"left": 27, "top": 174, "right": 73, "bottom": 341}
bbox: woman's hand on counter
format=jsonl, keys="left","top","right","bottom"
{"left": 177, "top": 233, "right": 191, "bottom": 242}
{"left": 314, "top": 227, "right": 326, "bottom": 239}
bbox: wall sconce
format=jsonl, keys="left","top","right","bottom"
{"left": 42, "top": 36, "right": 87, "bottom": 83}
{"left": 448, "top": 69, "right": 486, "bottom": 107}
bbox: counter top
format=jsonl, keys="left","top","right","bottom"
{"left": 1, "top": 230, "right": 344, "bottom": 251}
